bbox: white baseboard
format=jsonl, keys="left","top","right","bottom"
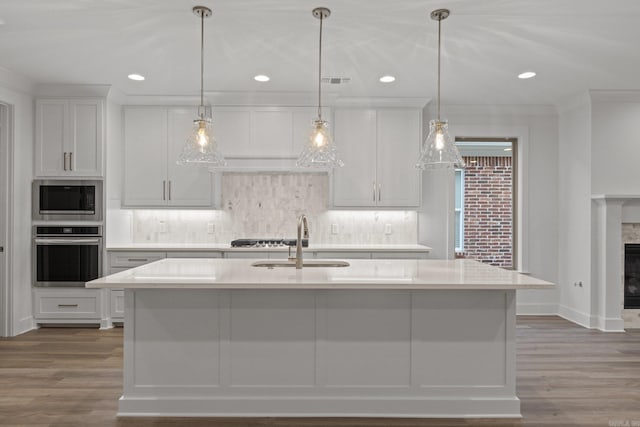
{"left": 13, "top": 315, "right": 36, "bottom": 336}
{"left": 558, "top": 305, "right": 625, "bottom": 332}
{"left": 516, "top": 303, "right": 558, "bottom": 315}
{"left": 558, "top": 304, "right": 597, "bottom": 329}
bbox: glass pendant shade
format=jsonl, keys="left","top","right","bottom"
{"left": 177, "top": 6, "right": 226, "bottom": 168}
{"left": 177, "top": 108, "right": 227, "bottom": 167}
{"left": 296, "top": 119, "right": 344, "bottom": 168}
{"left": 416, "top": 120, "right": 464, "bottom": 170}
{"left": 296, "top": 7, "right": 344, "bottom": 169}
{"left": 415, "top": 9, "right": 464, "bottom": 171}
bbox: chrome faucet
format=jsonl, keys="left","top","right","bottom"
{"left": 290, "top": 214, "right": 309, "bottom": 269}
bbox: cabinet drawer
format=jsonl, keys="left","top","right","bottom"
{"left": 109, "top": 251, "right": 165, "bottom": 268}
{"left": 371, "top": 252, "right": 429, "bottom": 260}
{"left": 166, "top": 251, "right": 223, "bottom": 258}
{"left": 34, "top": 293, "right": 101, "bottom": 319}
{"left": 110, "top": 289, "right": 124, "bottom": 319}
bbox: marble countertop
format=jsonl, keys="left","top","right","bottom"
{"left": 86, "top": 258, "right": 553, "bottom": 290}
{"left": 106, "top": 243, "right": 432, "bottom": 252}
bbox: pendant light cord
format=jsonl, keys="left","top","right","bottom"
{"left": 317, "top": 13, "right": 323, "bottom": 120}
{"left": 200, "top": 10, "right": 205, "bottom": 112}
{"left": 436, "top": 15, "right": 441, "bottom": 122}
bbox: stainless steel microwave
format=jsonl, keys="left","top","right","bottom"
{"left": 32, "top": 180, "right": 103, "bottom": 221}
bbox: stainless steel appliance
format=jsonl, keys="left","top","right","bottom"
{"left": 231, "top": 238, "right": 308, "bottom": 248}
{"left": 33, "top": 225, "right": 103, "bottom": 287}
{"left": 33, "top": 180, "right": 103, "bottom": 221}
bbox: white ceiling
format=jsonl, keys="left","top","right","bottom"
{"left": 1, "top": 0, "right": 640, "bottom": 105}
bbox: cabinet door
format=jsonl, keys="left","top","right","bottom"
{"left": 332, "top": 109, "right": 377, "bottom": 207}
{"left": 250, "top": 110, "right": 293, "bottom": 157}
{"left": 123, "top": 107, "right": 167, "bottom": 206}
{"left": 167, "top": 108, "right": 213, "bottom": 206}
{"left": 214, "top": 110, "right": 251, "bottom": 156}
{"left": 376, "top": 109, "right": 421, "bottom": 207}
{"left": 68, "top": 99, "right": 103, "bottom": 176}
{"left": 35, "top": 99, "right": 68, "bottom": 177}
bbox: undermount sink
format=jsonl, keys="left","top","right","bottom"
{"left": 251, "top": 260, "right": 350, "bottom": 268}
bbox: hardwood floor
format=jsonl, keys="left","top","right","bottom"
{"left": 0, "top": 316, "right": 638, "bottom": 427}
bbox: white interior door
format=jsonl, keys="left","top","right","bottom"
{"left": 0, "top": 104, "right": 8, "bottom": 336}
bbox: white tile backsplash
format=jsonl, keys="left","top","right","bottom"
{"left": 128, "top": 173, "right": 417, "bottom": 244}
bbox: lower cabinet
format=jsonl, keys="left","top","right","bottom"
{"left": 102, "top": 248, "right": 429, "bottom": 326}
{"left": 33, "top": 288, "right": 107, "bottom": 328}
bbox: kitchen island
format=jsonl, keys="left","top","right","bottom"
{"left": 86, "top": 258, "right": 553, "bottom": 418}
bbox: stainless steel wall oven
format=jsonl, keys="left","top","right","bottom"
{"left": 33, "top": 225, "right": 103, "bottom": 287}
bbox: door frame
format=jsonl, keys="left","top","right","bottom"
{"left": 450, "top": 124, "right": 529, "bottom": 273}
{"left": 0, "top": 102, "right": 14, "bottom": 337}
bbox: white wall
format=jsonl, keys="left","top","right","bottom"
{"left": 421, "top": 104, "right": 560, "bottom": 314}
{"left": 0, "top": 70, "right": 35, "bottom": 336}
{"left": 557, "top": 94, "right": 593, "bottom": 326}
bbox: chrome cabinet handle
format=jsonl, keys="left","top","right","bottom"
{"left": 127, "top": 258, "right": 149, "bottom": 262}
{"left": 373, "top": 181, "right": 376, "bottom": 201}
{"left": 168, "top": 180, "right": 171, "bottom": 201}
{"left": 163, "top": 180, "right": 166, "bottom": 200}
{"left": 69, "top": 152, "right": 73, "bottom": 171}
{"left": 58, "top": 304, "right": 79, "bottom": 308}
{"left": 63, "top": 152, "right": 68, "bottom": 171}
{"left": 378, "top": 184, "right": 381, "bottom": 202}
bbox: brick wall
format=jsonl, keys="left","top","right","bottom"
{"left": 461, "top": 156, "right": 512, "bottom": 268}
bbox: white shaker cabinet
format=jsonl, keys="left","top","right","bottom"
{"left": 35, "top": 98, "right": 104, "bottom": 177}
{"left": 123, "top": 107, "right": 213, "bottom": 207}
{"left": 214, "top": 107, "right": 323, "bottom": 158}
{"left": 333, "top": 108, "right": 421, "bottom": 207}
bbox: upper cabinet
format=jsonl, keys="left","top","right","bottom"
{"left": 213, "top": 106, "right": 327, "bottom": 161}
{"left": 332, "top": 108, "right": 421, "bottom": 207}
{"left": 35, "top": 98, "right": 104, "bottom": 177}
{"left": 123, "top": 107, "right": 213, "bottom": 207}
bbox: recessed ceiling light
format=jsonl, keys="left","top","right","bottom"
{"left": 518, "top": 71, "right": 536, "bottom": 79}
{"left": 254, "top": 75, "right": 270, "bottom": 82}
{"left": 128, "top": 74, "right": 145, "bottom": 81}
{"left": 379, "top": 75, "right": 396, "bottom": 83}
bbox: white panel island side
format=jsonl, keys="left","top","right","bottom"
{"left": 86, "top": 258, "right": 553, "bottom": 418}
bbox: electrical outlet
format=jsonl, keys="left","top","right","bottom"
{"left": 331, "top": 223, "right": 339, "bottom": 235}
{"left": 207, "top": 222, "right": 215, "bottom": 234}
{"left": 159, "top": 221, "right": 167, "bottom": 233}
{"left": 384, "top": 223, "right": 392, "bottom": 235}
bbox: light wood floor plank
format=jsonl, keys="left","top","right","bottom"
{"left": 0, "top": 316, "right": 638, "bottom": 426}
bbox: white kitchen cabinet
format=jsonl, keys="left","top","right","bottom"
{"left": 123, "top": 107, "right": 213, "bottom": 207}
{"left": 333, "top": 108, "right": 421, "bottom": 207}
{"left": 214, "top": 107, "right": 324, "bottom": 158}
{"left": 33, "top": 288, "right": 105, "bottom": 326}
{"left": 35, "top": 98, "right": 104, "bottom": 177}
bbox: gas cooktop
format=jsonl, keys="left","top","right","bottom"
{"left": 231, "top": 238, "right": 309, "bottom": 248}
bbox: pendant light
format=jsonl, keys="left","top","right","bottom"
{"left": 296, "top": 7, "right": 344, "bottom": 169}
{"left": 177, "top": 6, "right": 227, "bottom": 168}
{"left": 416, "top": 9, "right": 464, "bottom": 170}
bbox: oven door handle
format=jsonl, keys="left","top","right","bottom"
{"left": 35, "top": 238, "right": 101, "bottom": 245}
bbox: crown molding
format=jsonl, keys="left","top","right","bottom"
{"left": 35, "top": 84, "right": 112, "bottom": 98}
{"left": 589, "top": 90, "right": 640, "bottom": 103}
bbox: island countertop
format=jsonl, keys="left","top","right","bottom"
{"left": 86, "top": 258, "right": 553, "bottom": 290}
